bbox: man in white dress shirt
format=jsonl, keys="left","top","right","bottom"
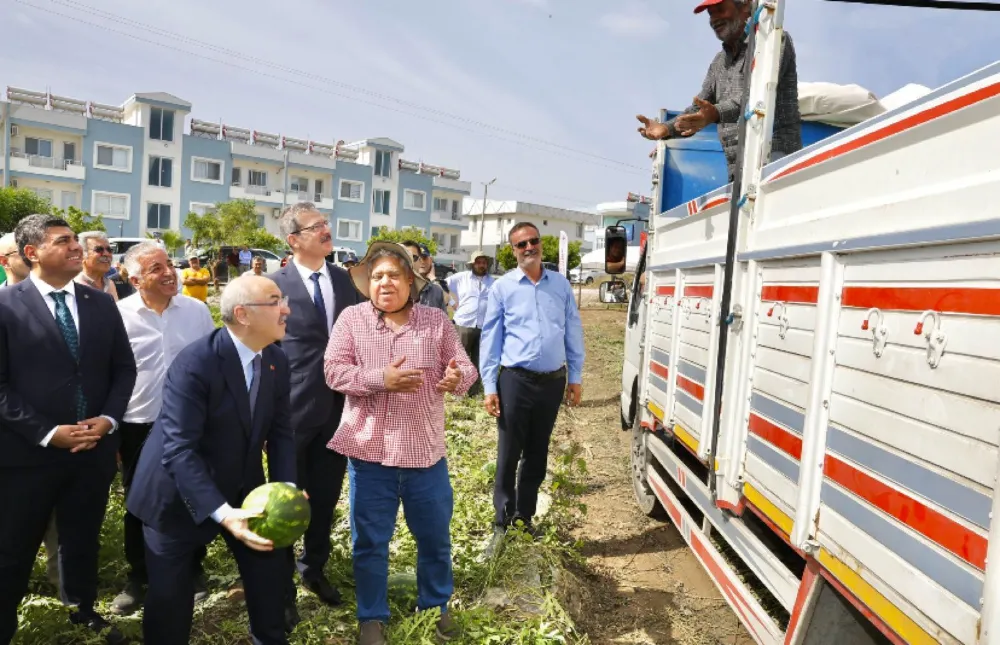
{"left": 447, "top": 250, "right": 496, "bottom": 395}
{"left": 110, "top": 242, "right": 216, "bottom": 616}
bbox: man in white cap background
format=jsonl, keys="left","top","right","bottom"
{"left": 446, "top": 250, "right": 495, "bottom": 396}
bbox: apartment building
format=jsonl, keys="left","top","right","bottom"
{"left": 0, "top": 86, "right": 470, "bottom": 263}
{"left": 460, "top": 199, "right": 600, "bottom": 258}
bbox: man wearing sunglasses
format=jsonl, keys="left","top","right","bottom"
{"left": 0, "top": 233, "right": 29, "bottom": 287}
{"left": 75, "top": 231, "right": 119, "bottom": 302}
{"left": 479, "top": 223, "right": 584, "bottom": 556}
{"left": 402, "top": 241, "right": 447, "bottom": 312}
{"left": 269, "top": 202, "right": 359, "bottom": 628}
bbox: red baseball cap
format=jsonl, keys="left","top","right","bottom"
{"left": 694, "top": 0, "right": 725, "bottom": 13}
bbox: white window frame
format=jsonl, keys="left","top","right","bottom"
{"left": 191, "top": 157, "right": 224, "bottom": 185}
{"left": 373, "top": 189, "right": 391, "bottom": 216}
{"left": 374, "top": 150, "right": 392, "bottom": 178}
{"left": 146, "top": 202, "right": 172, "bottom": 231}
{"left": 189, "top": 202, "right": 216, "bottom": 217}
{"left": 338, "top": 179, "right": 364, "bottom": 203}
{"left": 403, "top": 189, "right": 426, "bottom": 211}
{"left": 336, "top": 218, "right": 363, "bottom": 242}
{"left": 91, "top": 190, "right": 131, "bottom": 220}
{"left": 93, "top": 142, "right": 132, "bottom": 173}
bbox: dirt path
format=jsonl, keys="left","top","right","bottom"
{"left": 553, "top": 309, "right": 750, "bottom": 645}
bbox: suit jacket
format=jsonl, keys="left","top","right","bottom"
{"left": 0, "top": 279, "right": 137, "bottom": 468}
{"left": 126, "top": 329, "right": 295, "bottom": 541}
{"left": 270, "top": 260, "right": 359, "bottom": 444}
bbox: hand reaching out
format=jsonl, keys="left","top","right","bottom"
{"left": 384, "top": 357, "right": 423, "bottom": 392}
{"left": 673, "top": 97, "right": 719, "bottom": 136}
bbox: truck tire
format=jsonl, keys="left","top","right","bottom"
{"left": 631, "top": 415, "right": 667, "bottom": 520}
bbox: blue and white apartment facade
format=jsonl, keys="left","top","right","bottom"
{"left": 0, "top": 86, "right": 471, "bottom": 262}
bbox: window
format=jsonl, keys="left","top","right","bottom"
{"left": 374, "top": 150, "right": 392, "bottom": 178}
{"left": 189, "top": 202, "right": 216, "bottom": 217}
{"left": 62, "top": 142, "right": 77, "bottom": 163}
{"left": 231, "top": 167, "right": 242, "bottom": 186}
{"left": 337, "top": 219, "right": 362, "bottom": 241}
{"left": 192, "top": 158, "right": 223, "bottom": 183}
{"left": 371, "top": 226, "right": 380, "bottom": 238}
{"left": 373, "top": 189, "right": 391, "bottom": 216}
{"left": 451, "top": 200, "right": 459, "bottom": 219}
{"left": 92, "top": 191, "right": 129, "bottom": 219}
{"left": 94, "top": 143, "right": 131, "bottom": 172}
{"left": 404, "top": 190, "right": 426, "bottom": 211}
{"left": 470, "top": 220, "right": 477, "bottom": 232}
{"left": 149, "top": 107, "right": 174, "bottom": 142}
{"left": 147, "top": 203, "right": 171, "bottom": 230}
{"left": 314, "top": 179, "right": 325, "bottom": 201}
{"left": 149, "top": 156, "right": 173, "bottom": 187}
{"left": 434, "top": 197, "right": 448, "bottom": 212}
{"left": 257, "top": 215, "right": 266, "bottom": 229}
{"left": 60, "top": 191, "right": 77, "bottom": 210}
{"left": 290, "top": 176, "right": 308, "bottom": 193}
{"left": 31, "top": 188, "right": 53, "bottom": 201}
{"left": 339, "top": 180, "right": 363, "bottom": 202}
{"left": 577, "top": 223, "right": 584, "bottom": 238}
{"left": 248, "top": 170, "right": 268, "bottom": 187}
{"left": 24, "top": 137, "right": 53, "bottom": 157}
{"left": 450, "top": 234, "right": 459, "bottom": 250}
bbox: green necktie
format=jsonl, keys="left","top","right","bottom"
{"left": 50, "top": 291, "right": 87, "bottom": 419}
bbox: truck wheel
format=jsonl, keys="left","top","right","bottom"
{"left": 631, "top": 416, "right": 667, "bottom": 520}
{"left": 585, "top": 276, "right": 594, "bottom": 285}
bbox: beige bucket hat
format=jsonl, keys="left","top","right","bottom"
{"left": 348, "top": 241, "right": 427, "bottom": 302}
{"left": 466, "top": 249, "right": 491, "bottom": 266}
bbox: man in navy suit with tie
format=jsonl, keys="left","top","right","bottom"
{"left": 270, "top": 202, "right": 359, "bottom": 621}
{"left": 0, "top": 214, "right": 137, "bottom": 644}
{"left": 126, "top": 275, "right": 296, "bottom": 645}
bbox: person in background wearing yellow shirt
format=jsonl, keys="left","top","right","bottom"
{"left": 181, "top": 255, "right": 211, "bottom": 302}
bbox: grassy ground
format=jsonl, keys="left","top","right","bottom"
{"left": 14, "top": 305, "right": 592, "bottom": 643}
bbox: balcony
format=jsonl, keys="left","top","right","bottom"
{"left": 229, "top": 182, "right": 281, "bottom": 203}
{"left": 9, "top": 149, "right": 85, "bottom": 181}
{"left": 431, "top": 210, "right": 464, "bottom": 224}
{"left": 434, "top": 246, "right": 464, "bottom": 260}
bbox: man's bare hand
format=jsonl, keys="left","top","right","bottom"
{"left": 674, "top": 97, "right": 719, "bottom": 136}
{"left": 565, "top": 384, "right": 583, "bottom": 407}
{"left": 384, "top": 357, "right": 424, "bottom": 392}
{"left": 636, "top": 115, "right": 669, "bottom": 140}
{"left": 484, "top": 394, "right": 501, "bottom": 418}
{"left": 49, "top": 424, "right": 98, "bottom": 452}
{"left": 78, "top": 416, "right": 113, "bottom": 438}
{"left": 220, "top": 508, "right": 274, "bottom": 552}
{"left": 436, "top": 359, "right": 463, "bottom": 394}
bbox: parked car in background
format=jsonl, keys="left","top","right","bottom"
{"left": 570, "top": 267, "right": 602, "bottom": 285}
{"left": 325, "top": 246, "right": 360, "bottom": 268}
{"left": 110, "top": 237, "right": 165, "bottom": 266}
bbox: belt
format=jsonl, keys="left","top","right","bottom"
{"left": 502, "top": 365, "right": 567, "bottom": 381}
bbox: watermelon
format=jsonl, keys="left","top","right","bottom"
{"left": 241, "top": 482, "right": 311, "bottom": 548}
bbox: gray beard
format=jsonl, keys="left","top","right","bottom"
{"left": 713, "top": 18, "right": 743, "bottom": 43}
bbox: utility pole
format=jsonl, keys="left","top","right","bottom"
{"left": 477, "top": 177, "right": 496, "bottom": 252}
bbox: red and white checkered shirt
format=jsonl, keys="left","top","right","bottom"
{"left": 325, "top": 302, "right": 478, "bottom": 468}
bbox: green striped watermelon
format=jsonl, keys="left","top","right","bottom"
{"left": 241, "top": 482, "right": 311, "bottom": 549}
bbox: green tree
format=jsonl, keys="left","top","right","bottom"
{"left": 183, "top": 199, "right": 286, "bottom": 256}
{"left": 0, "top": 187, "right": 55, "bottom": 232}
{"left": 496, "top": 235, "right": 581, "bottom": 271}
{"left": 367, "top": 226, "right": 438, "bottom": 256}
{"left": 57, "top": 206, "right": 106, "bottom": 235}
{"left": 147, "top": 229, "right": 185, "bottom": 258}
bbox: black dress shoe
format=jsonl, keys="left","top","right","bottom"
{"left": 69, "top": 609, "right": 128, "bottom": 645}
{"left": 303, "top": 574, "right": 343, "bottom": 606}
{"left": 283, "top": 603, "right": 301, "bottom": 633}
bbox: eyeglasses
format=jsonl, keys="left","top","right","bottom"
{"left": 513, "top": 237, "right": 541, "bottom": 250}
{"left": 411, "top": 255, "right": 421, "bottom": 262}
{"left": 293, "top": 220, "right": 330, "bottom": 235}
{"left": 243, "top": 296, "right": 289, "bottom": 308}
{"left": 90, "top": 245, "right": 112, "bottom": 254}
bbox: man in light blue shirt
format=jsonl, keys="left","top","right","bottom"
{"left": 447, "top": 250, "right": 496, "bottom": 395}
{"left": 479, "top": 222, "right": 584, "bottom": 555}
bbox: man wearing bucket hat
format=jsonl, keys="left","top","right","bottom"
{"left": 324, "top": 241, "right": 477, "bottom": 645}
{"left": 635, "top": 0, "right": 801, "bottom": 181}
{"left": 446, "top": 249, "right": 496, "bottom": 396}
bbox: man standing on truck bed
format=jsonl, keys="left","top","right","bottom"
{"left": 636, "top": 0, "right": 801, "bottom": 181}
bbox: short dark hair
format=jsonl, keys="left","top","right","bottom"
{"left": 507, "top": 221, "right": 540, "bottom": 245}
{"left": 15, "top": 214, "right": 72, "bottom": 268}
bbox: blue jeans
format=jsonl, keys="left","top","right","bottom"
{"left": 348, "top": 457, "right": 454, "bottom": 623}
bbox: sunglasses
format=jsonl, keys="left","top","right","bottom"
{"left": 513, "top": 237, "right": 541, "bottom": 250}
{"left": 411, "top": 255, "right": 421, "bottom": 262}
{"left": 91, "top": 245, "right": 112, "bottom": 254}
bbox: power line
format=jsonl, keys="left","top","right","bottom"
{"left": 14, "top": 0, "right": 649, "bottom": 176}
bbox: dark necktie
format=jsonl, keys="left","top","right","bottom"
{"left": 248, "top": 355, "right": 262, "bottom": 420}
{"left": 50, "top": 291, "right": 87, "bottom": 419}
{"left": 309, "top": 272, "right": 329, "bottom": 331}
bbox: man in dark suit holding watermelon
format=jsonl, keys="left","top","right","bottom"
{"left": 0, "top": 214, "right": 137, "bottom": 645}
{"left": 126, "top": 274, "right": 297, "bottom": 645}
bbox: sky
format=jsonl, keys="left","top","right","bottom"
{"left": 1, "top": 0, "right": 996, "bottom": 212}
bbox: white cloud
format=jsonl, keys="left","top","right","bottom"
{"left": 598, "top": 3, "right": 668, "bottom": 38}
